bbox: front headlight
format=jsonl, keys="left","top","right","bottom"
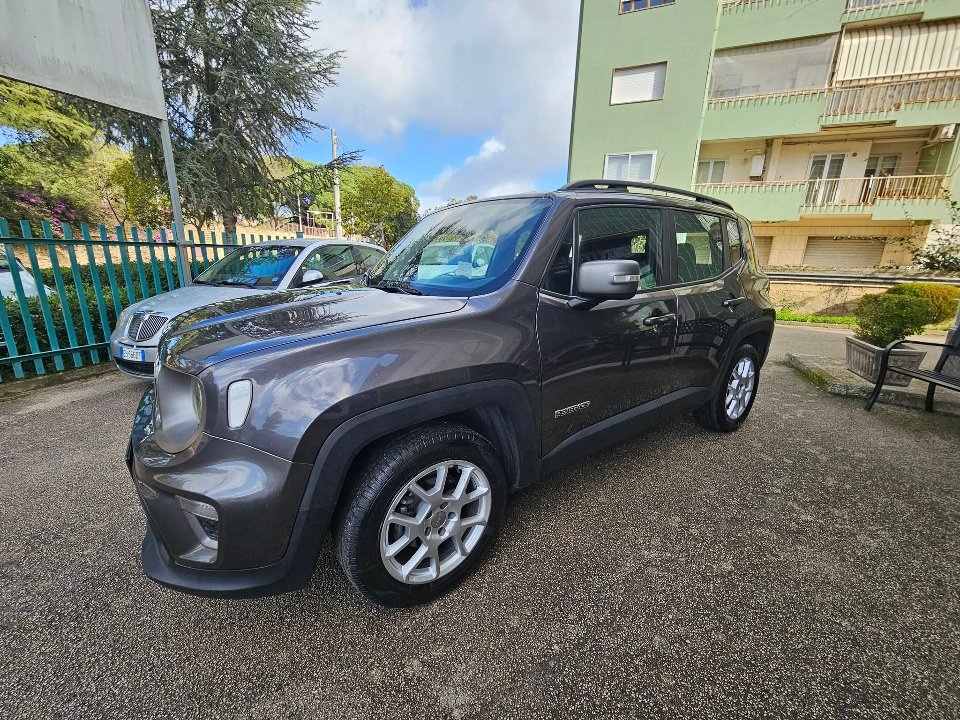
{"left": 154, "top": 366, "right": 205, "bottom": 453}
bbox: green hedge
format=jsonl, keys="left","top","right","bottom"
{"left": 887, "top": 283, "right": 960, "bottom": 324}
{"left": 776, "top": 310, "right": 856, "bottom": 325}
{"left": 854, "top": 293, "right": 935, "bottom": 347}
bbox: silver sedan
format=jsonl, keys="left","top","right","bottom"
{"left": 110, "top": 238, "right": 385, "bottom": 378}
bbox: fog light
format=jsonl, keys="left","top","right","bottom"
{"left": 177, "top": 496, "right": 220, "bottom": 550}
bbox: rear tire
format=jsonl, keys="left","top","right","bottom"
{"left": 334, "top": 422, "right": 507, "bottom": 607}
{"left": 694, "top": 344, "right": 760, "bottom": 433}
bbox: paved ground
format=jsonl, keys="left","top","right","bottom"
{"left": 2, "top": 325, "right": 959, "bottom": 719}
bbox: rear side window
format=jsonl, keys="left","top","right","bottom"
{"left": 673, "top": 210, "right": 724, "bottom": 283}
{"left": 576, "top": 206, "right": 664, "bottom": 290}
{"left": 354, "top": 246, "right": 384, "bottom": 270}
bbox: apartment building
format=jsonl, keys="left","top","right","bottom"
{"left": 568, "top": 0, "right": 960, "bottom": 269}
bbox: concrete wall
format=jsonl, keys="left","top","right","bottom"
{"left": 770, "top": 281, "right": 890, "bottom": 315}
{"left": 755, "top": 219, "right": 922, "bottom": 267}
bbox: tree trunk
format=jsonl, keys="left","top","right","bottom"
{"left": 223, "top": 212, "right": 238, "bottom": 238}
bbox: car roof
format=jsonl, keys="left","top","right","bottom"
{"left": 240, "top": 238, "right": 385, "bottom": 251}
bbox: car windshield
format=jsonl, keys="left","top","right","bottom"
{"left": 367, "top": 197, "right": 551, "bottom": 297}
{"left": 194, "top": 245, "right": 302, "bottom": 288}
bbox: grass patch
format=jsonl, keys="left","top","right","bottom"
{"left": 776, "top": 310, "right": 856, "bottom": 325}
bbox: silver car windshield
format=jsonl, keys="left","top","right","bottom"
{"left": 367, "top": 198, "right": 551, "bottom": 297}
{"left": 194, "top": 246, "right": 302, "bottom": 289}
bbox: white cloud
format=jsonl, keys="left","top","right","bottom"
{"left": 309, "top": 0, "right": 580, "bottom": 205}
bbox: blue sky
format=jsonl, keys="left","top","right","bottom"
{"left": 293, "top": 1, "right": 581, "bottom": 213}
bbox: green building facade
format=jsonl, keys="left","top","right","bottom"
{"left": 569, "top": 0, "right": 960, "bottom": 268}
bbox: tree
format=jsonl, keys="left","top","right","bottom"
{"left": 93, "top": 0, "right": 348, "bottom": 235}
{"left": 339, "top": 166, "right": 419, "bottom": 245}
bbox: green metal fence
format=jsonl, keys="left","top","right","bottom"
{"left": 0, "top": 218, "right": 302, "bottom": 382}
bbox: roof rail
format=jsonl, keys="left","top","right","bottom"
{"left": 559, "top": 179, "right": 734, "bottom": 211}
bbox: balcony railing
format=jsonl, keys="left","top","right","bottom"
{"left": 695, "top": 175, "right": 949, "bottom": 207}
{"left": 845, "top": 0, "right": 922, "bottom": 11}
{"left": 826, "top": 76, "right": 960, "bottom": 116}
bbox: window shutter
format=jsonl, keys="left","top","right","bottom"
{"left": 611, "top": 63, "right": 666, "bottom": 104}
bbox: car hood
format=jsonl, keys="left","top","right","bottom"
{"left": 160, "top": 287, "right": 467, "bottom": 372}
{"left": 127, "top": 284, "right": 268, "bottom": 318}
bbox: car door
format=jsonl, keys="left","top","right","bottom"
{"left": 537, "top": 203, "right": 680, "bottom": 454}
{"left": 670, "top": 209, "right": 744, "bottom": 389}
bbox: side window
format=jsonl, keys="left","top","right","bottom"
{"left": 302, "top": 245, "right": 357, "bottom": 281}
{"left": 354, "top": 246, "right": 384, "bottom": 270}
{"left": 673, "top": 210, "right": 724, "bottom": 283}
{"left": 577, "top": 205, "right": 663, "bottom": 290}
{"left": 544, "top": 232, "right": 574, "bottom": 295}
{"left": 725, "top": 218, "right": 743, "bottom": 266}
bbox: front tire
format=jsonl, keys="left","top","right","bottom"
{"left": 334, "top": 422, "right": 507, "bottom": 607}
{"left": 694, "top": 344, "right": 760, "bottom": 433}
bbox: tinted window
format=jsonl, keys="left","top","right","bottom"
{"left": 355, "top": 246, "right": 385, "bottom": 270}
{"left": 302, "top": 245, "right": 357, "bottom": 281}
{"left": 194, "top": 246, "right": 301, "bottom": 288}
{"left": 368, "top": 198, "right": 551, "bottom": 297}
{"left": 544, "top": 233, "right": 574, "bottom": 295}
{"left": 725, "top": 218, "right": 743, "bottom": 266}
{"left": 673, "top": 211, "right": 724, "bottom": 283}
{"left": 577, "top": 205, "right": 663, "bottom": 290}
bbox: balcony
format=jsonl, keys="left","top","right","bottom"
{"left": 843, "top": 0, "right": 926, "bottom": 17}
{"left": 824, "top": 76, "right": 960, "bottom": 123}
{"left": 693, "top": 174, "right": 950, "bottom": 221}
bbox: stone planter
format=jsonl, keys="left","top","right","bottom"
{"left": 845, "top": 336, "right": 926, "bottom": 387}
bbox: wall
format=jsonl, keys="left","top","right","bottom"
{"left": 568, "top": 1, "right": 719, "bottom": 187}
{"left": 770, "top": 281, "right": 891, "bottom": 315}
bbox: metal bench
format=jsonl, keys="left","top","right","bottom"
{"left": 865, "top": 329, "right": 960, "bottom": 412}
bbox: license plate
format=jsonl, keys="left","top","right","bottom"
{"left": 121, "top": 347, "right": 146, "bottom": 363}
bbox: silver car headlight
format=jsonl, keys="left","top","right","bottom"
{"left": 117, "top": 304, "right": 137, "bottom": 330}
{"left": 154, "top": 366, "right": 205, "bottom": 453}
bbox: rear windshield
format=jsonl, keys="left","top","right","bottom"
{"left": 367, "top": 198, "right": 551, "bottom": 297}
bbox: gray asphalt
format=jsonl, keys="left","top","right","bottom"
{"left": 1, "top": 325, "right": 959, "bottom": 719}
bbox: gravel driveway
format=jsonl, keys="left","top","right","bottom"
{"left": 1, "top": 325, "right": 959, "bottom": 719}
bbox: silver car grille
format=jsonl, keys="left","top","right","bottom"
{"left": 127, "top": 312, "right": 168, "bottom": 342}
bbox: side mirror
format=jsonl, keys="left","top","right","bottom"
{"left": 572, "top": 260, "right": 640, "bottom": 308}
{"left": 299, "top": 269, "right": 325, "bottom": 287}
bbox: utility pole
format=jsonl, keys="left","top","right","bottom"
{"left": 159, "top": 118, "right": 191, "bottom": 284}
{"left": 332, "top": 129, "right": 343, "bottom": 239}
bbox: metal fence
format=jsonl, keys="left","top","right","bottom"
{"left": 0, "top": 218, "right": 302, "bottom": 382}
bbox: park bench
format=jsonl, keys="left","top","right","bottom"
{"left": 865, "top": 329, "right": 960, "bottom": 412}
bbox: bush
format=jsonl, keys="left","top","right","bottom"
{"left": 854, "top": 293, "right": 936, "bottom": 347}
{"left": 776, "top": 310, "right": 856, "bottom": 325}
{"left": 887, "top": 283, "right": 960, "bottom": 324}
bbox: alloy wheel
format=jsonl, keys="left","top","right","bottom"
{"left": 725, "top": 357, "right": 756, "bottom": 421}
{"left": 379, "top": 461, "right": 492, "bottom": 584}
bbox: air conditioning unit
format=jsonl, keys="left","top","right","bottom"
{"left": 928, "top": 124, "right": 957, "bottom": 143}
{"left": 749, "top": 154, "right": 766, "bottom": 180}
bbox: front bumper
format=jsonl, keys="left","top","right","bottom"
{"left": 127, "top": 385, "right": 323, "bottom": 598}
{"left": 111, "top": 335, "right": 159, "bottom": 378}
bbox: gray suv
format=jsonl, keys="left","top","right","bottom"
{"left": 127, "top": 181, "right": 775, "bottom": 607}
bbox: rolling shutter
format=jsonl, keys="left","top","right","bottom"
{"left": 802, "top": 237, "right": 886, "bottom": 268}
{"left": 836, "top": 21, "right": 960, "bottom": 82}
{"left": 611, "top": 63, "right": 666, "bottom": 104}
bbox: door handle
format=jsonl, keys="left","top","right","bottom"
{"left": 722, "top": 296, "right": 747, "bottom": 308}
{"left": 643, "top": 313, "right": 676, "bottom": 326}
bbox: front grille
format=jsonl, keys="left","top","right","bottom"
{"left": 116, "top": 357, "right": 154, "bottom": 376}
{"left": 127, "top": 312, "right": 167, "bottom": 341}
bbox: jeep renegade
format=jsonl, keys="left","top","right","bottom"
{"left": 127, "top": 181, "right": 775, "bottom": 607}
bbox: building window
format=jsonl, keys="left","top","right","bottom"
{"left": 696, "top": 160, "right": 727, "bottom": 184}
{"left": 604, "top": 151, "right": 656, "bottom": 182}
{"left": 611, "top": 62, "right": 666, "bottom": 104}
{"left": 620, "top": 0, "right": 675, "bottom": 13}
{"left": 710, "top": 35, "right": 838, "bottom": 99}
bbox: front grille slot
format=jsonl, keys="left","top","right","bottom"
{"left": 127, "top": 312, "right": 167, "bottom": 341}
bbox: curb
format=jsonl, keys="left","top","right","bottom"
{"left": 784, "top": 352, "right": 960, "bottom": 417}
{"left": 0, "top": 363, "right": 120, "bottom": 403}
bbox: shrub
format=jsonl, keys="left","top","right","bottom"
{"left": 887, "top": 282, "right": 960, "bottom": 324}
{"left": 776, "top": 310, "right": 856, "bottom": 325}
{"left": 854, "top": 293, "right": 935, "bottom": 347}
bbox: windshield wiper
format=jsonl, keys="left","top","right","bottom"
{"left": 369, "top": 281, "right": 423, "bottom": 296}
